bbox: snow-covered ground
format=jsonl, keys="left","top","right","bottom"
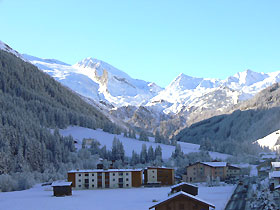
{"left": 60, "top": 126, "right": 230, "bottom": 160}
{"left": 0, "top": 184, "right": 235, "bottom": 210}
{"left": 255, "top": 129, "right": 280, "bottom": 150}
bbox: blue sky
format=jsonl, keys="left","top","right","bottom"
{"left": 1, "top": 0, "right": 280, "bottom": 87}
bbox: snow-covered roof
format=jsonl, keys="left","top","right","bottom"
{"left": 202, "top": 162, "right": 227, "bottom": 167}
{"left": 170, "top": 182, "right": 198, "bottom": 189}
{"left": 146, "top": 166, "right": 174, "bottom": 170}
{"left": 68, "top": 169, "right": 143, "bottom": 173}
{"left": 275, "top": 185, "right": 280, "bottom": 190}
{"left": 269, "top": 171, "right": 280, "bottom": 179}
{"left": 227, "top": 164, "right": 240, "bottom": 169}
{"left": 149, "top": 191, "right": 215, "bottom": 209}
{"left": 271, "top": 162, "right": 280, "bottom": 168}
{"left": 51, "top": 181, "right": 72, "bottom": 187}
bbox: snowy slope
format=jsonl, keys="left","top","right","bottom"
{"left": 0, "top": 184, "right": 235, "bottom": 210}
{"left": 59, "top": 126, "right": 230, "bottom": 160}
{"left": 255, "top": 130, "right": 280, "bottom": 150}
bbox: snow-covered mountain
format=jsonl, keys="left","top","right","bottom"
{"left": 3, "top": 40, "right": 280, "bottom": 137}
{"left": 22, "top": 50, "right": 280, "bottom": 116}
{"left": 148, "top": 70, "right": 280, "bottom": 114}
{"left": 23, "top": 54, "right": 162, "bottom": 107}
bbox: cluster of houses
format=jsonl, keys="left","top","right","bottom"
{"left": 51, "top": 161, "right": 241, "bottom": 209}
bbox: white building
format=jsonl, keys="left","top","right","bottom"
{"left": 68, "top": 169, "right": 143, "bottom": 189}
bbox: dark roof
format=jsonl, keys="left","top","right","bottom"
{"left": 149, "top": 191, "right": 215, "bottom": 209}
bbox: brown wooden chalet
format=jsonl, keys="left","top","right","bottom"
{"left": 51, "top": 181, "right": 72, "bottom": 197}
{"left": 170, "top": 182, "right": 198, "bottom": 196}
{"left": 149, "top": 191, "right": 215, "bottom": 210}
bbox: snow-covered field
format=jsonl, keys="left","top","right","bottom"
{"left": 255, "top": 129, "right": 280, "bottom": 150}
{"left": 0, "top": 184, "right": 235, "bottom": 210}
{"left": 60, "top": 126, "right": 230, "bottom": 160}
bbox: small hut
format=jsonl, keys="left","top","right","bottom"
{"left": 149, "top": 191, "right": 215, "bottom": 210}
{"left": 51, "top": 181, "right": 72, "bottom": 197}
{"left": 170, "top": 182, "right": 198, "bottom": 196}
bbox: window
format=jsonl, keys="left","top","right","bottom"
{"left": 85, "top": 173, "right": 89, "bottom": 176}
{"left": 113, "top": 173, "right": 115, "bottom": 176}
{"left": 92, "top": 179, "right": 94, "bottom": 182}
{"left": 126, "top": 178, "right": 129, "bottom": 181}
{"left": 126, "top": 173, "right": 128, "bottom": 176}
{"left": 113, "top": 179, "right": 115, "bottom": 181}
{"left": 119, "top": 178, "right": 123, "bottom": 182}
{"left": 79, "top": 179, "right": 81, "bottom": 182}
{"left": 79, "top": 174, "right": 81, "bottom": 177}
{"left": 92, "top": 174, "right": 94, "bottom": 176}
{"left": 153, "top": 176, "right": 155, "bottom": 178}
{"left": 152, "top": 171, "right": 155, "bottom": 173}
{"left": 126, "top": 184, "right": 129, "bottom": 187}
{"left": 79, "top": 185, "right": 81, "bottom": 187}
{"left": 92, "top": 185, "right": 94, "bottom": 187}
{"left": 119, "top": 172, "right": 123, "bottom": 176}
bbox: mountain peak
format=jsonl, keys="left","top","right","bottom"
{"left": 233, "top": 69, "right": 268, "bottom": 86}
{"left": 75, "top": 57, "right": 103, "bottom": 68}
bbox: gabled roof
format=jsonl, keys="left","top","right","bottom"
{"left": 170, "top": 182, "right": 198, "bottom": 189}
{"left": 51, "top": 181, "right": 72, "bottom": 187}
{"left": 149, "top": 191, "right": 215, "bottom": 209}
{"left": 202, "top": 162, "right": 227, "bottom": 167}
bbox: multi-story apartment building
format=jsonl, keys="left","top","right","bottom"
{"left": 144, "top": 167, "right": 174, "bottom": 186}
{"left": 68, "top": 169, "right": 142, "bottom": 189}
{"left": 185, "top": 162, "right": 227, "bottom": 183}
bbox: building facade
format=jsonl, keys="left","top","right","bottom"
{"left": 144, "top": 167, "right": 174, "bottom": 186}
{"left": 149, "top": 191, "right": 215, "bottom": 210}
{"left": 185, "top": 162, "right": 227, "bottom": 183}
{"left": 226, "top": 165, "right": 241, "bottom": 179}
{"left": 68, "top": 169, "right": 142, "bottom": 189}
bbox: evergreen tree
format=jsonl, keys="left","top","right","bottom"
{"left": 140, "top": 144, "right": 148, "bottom": 164}
{"left": 147, "top": 146, "right": 155, "bottom": 162}
{"left": 155, "top": 145, "right": 162, "bottom": 163}
{"left": 130, "top": 150, "right": 140, "bottom": 166}
{"left": 139, "top": 131, "right": 149, "bottom": 141}
{"left": 111, "top": 137, "right": 125, "bottom": 161}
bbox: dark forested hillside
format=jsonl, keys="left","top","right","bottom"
{"left": 175, "top": 83, "right": 280, "bottom": 155}
{"left": 0, "top": 50, "right": 116, "bottom": 176}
